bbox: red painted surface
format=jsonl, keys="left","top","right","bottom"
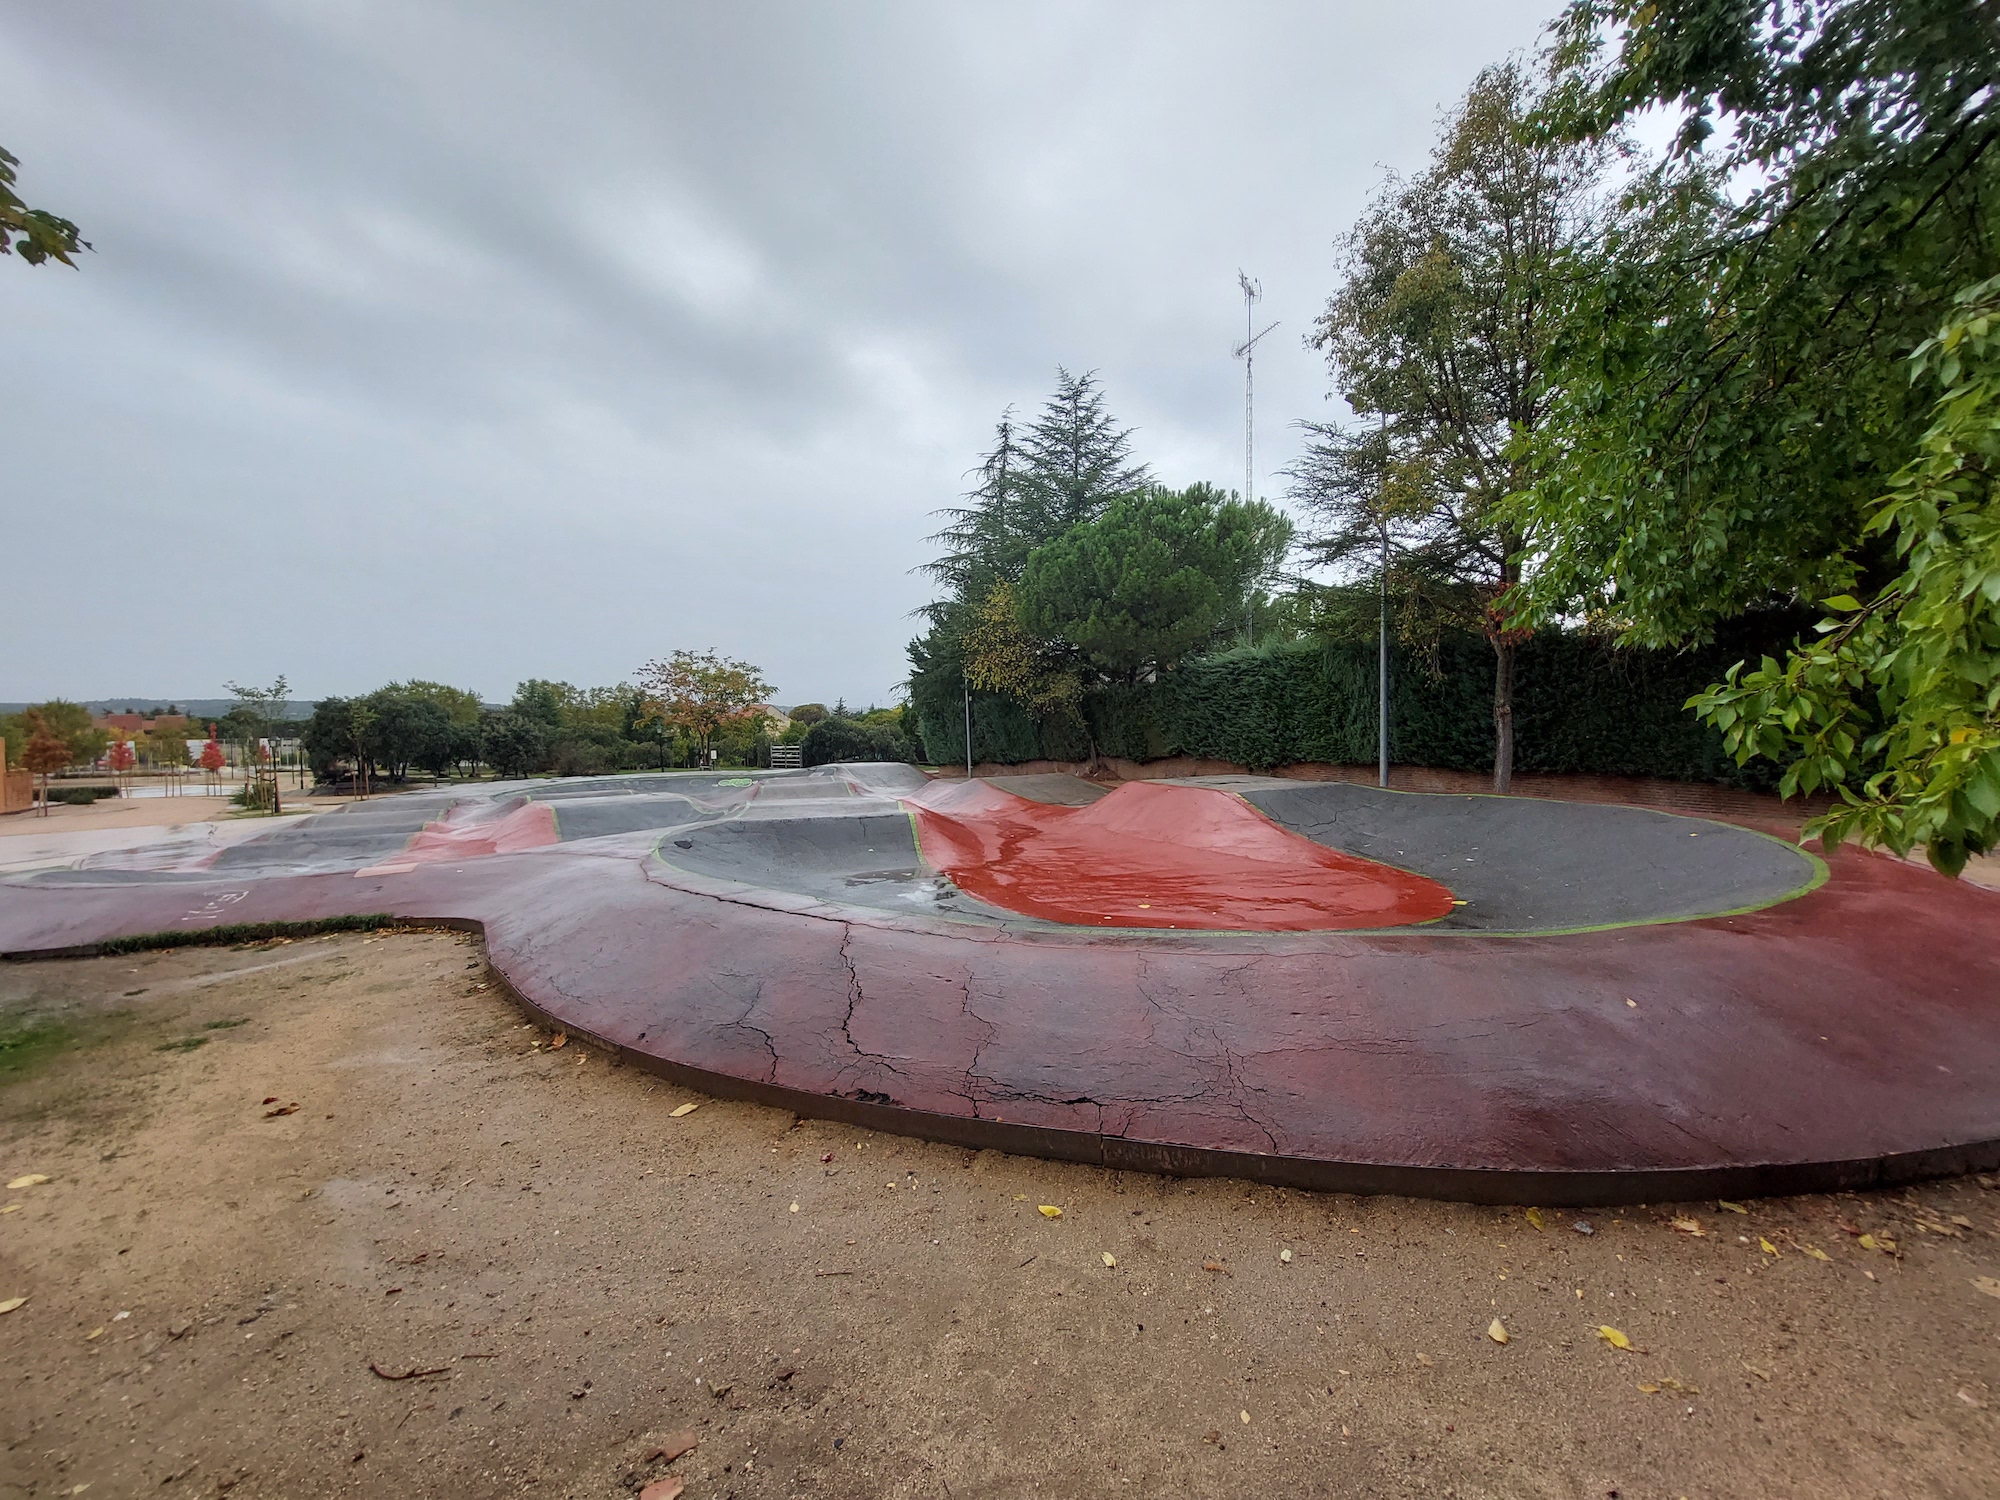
{"left": 358, "top": 798, "right": 558, "bottom": 876}
{"left": 902, "top": 779, "right": 1457, "bottom": 931}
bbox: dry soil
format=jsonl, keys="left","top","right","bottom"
{"left": 1, "top": 932, "right": 1996, "bottom": 1499}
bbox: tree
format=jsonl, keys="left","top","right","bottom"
{"left": 1, "top": 700, "right": 107, "bottom": 771}
{"left": 1, "top": 146, "right": 86, "bottom": 267}
{"left": 788, "top": 703, "right": 829, "bottom": 726}
{"left": 108, "top": 739, "right": 135, "bottom": 786}
{"left": 20, "top": 711, "right": 71, "bottom": 815}
{"left": 1015, "top": 368, "right": 1152, "bottom": 550}
{"left": 1688, "top": 276, "right": 2000, "bottom": 872}
{"left": 637, "top": 650, "right": 773, "bottom": 766}
{"left": 510, "top": 679, "right": 575, "bottom": 731}
{"left": 480, "top": 711, "right": 549, "bottom": 779}
{"left": 198, "top": 734, "right": 227, "bottom": 791}
{"left": 1015, "top": 483, "right": 1294, "bottom": 681}
{"left": 1504, "top": 0, "right": 2000, "bottom": 864}
{"left": 1305, "top": 60, "right": 1608, "bottom": 792}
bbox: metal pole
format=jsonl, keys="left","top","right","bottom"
{"left": 1378, "top": 515, "right": 1390, "bottom": 789}
{"left": 963, "top": 677, "right": 973, "bottom": 781}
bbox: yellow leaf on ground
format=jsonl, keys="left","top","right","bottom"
{"left": 85, "top": 1327, "right": 103, "bottom": 1340}
{"left": 1801, "top": 1245, "right": 1831, "bottom": 1262}
{"left": 1718, "top": 1201, "right": 1748, "bottom": 1214}
{"left": 6, "top": 1175, "right": 49, "bottom": 1190}
{"left": 669, "top": 1103, "right": 700, "bottom": 1117}
{"left": 1038, "top": 1205, "right": 1063, "bottom": 1219}
{"left": 1670, "top": 1216, "right": 1705, "bottom": 1236}
{"left": 1487, "top": 1318, "right": 1509, "bottom": 1344}
{"left": 1638, "top": 1382, "right": 1660, "bottom": 1393}
{"left": 1594, "top": 1325, "right": 1634, "bottom": 1351}
{"left": 1858, "top": 1233, "right": 1878, "bottom": 1250}
{"left": 1239, "top": 1410, "right": 1250, "bottom": 1424}
{"left": 1973, "top": 1277, "right": 2000, "bottom": 1300}
{"left": 1525, "top": 1208, "right": 1545, "bottom": 1230}
{"left": 0, "top": 1204, "right": 20, "bottom": 1214}
{"left": 1760, "top": 1238, "right": 1779, "bottom": 1255}
{"left": 1101, "top": 1252, "right": 1116, "bottom": 1267}
{"left": 0, "top": 1297, "right": 25, "bottom": 1314}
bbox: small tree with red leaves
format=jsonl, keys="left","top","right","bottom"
{"left": 108, "top": 738, "right": 135, "bottom": 788}
{"left": 20, "top": 711, "right": 71, "bottom": 816}
{"left": 198, "top": 733, "right": 226, "bottom": 794}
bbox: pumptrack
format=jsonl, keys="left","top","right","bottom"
{"left": 3, "top": 763, "right": 1995, "bottom": 1205}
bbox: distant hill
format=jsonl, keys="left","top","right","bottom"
{"left": 0, "top": 698, "right": 316, "bottom": 721}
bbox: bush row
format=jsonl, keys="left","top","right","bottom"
{"left": 910, "top": 620, "right": 1805, "bottom": 789}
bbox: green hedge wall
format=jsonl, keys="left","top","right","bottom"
{"left": 910, "top": 620, "right": 1799, "bottom": 790}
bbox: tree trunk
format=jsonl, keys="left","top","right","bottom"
{"left": 1491, "top": 637, "right": 1515, "bottom": 795}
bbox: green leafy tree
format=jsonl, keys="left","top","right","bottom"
{"left": 1305, "top": 60, "right": 1607, "bottom": 791}
{"left": 637, "top": 650, "right": 773, "bottom": 766}
{"left": 1, "top": 147, "right": 87, "bottom": 267}
{"left": 1690, "top": 277, "right": 2000, "bottom": 872}
{"left": 1507, "top": 0, "right": 2000, "bottom": 859}
{"left": 481, "top": 711, "right": 551, "bottom": 779}
{"left": 1016, "top": 483, "right": 1293, "bottom": 681}
{"left": 510, "top": 679, "right": 576, "bottom": 731}
{"left": 1, "top": 700, "right": 108, "bottom": 771}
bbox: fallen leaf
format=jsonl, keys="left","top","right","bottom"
{"left": 1858, "top": 1233, "right": 1879, "bottom": 1250}
{"left": 85, "top": 1327, "right": 103, "bottom": 1341}
{"left": 1801, "top": 1244, "right": 1831, "bottom": 1262}
{"left": 1239, "top": 1409, "right": 1250, "bottom": 1424}
{"left": 1487, "top": 1318, "right": 1509, "bottom": 1344}
{"left": 1639, "top": 1377, "right": 1699, "bottom": 1395}
{"left": 642, "top": 1432, "right": 699, "bottom": 1464}
{"left": 1759, "top": 1238, "right": 1779, "bottom": 1256}
{"left": 262, "top": 1103, "right": 300, "bottom": 1118}
{"left": 1525, "top": 1207, "right": 1545, "bottom": 1230}
{"left": 1, "top": 1204, "right": 19, "bottom": 1214}
{"left": 1279, "top": 1248, "right": 1293, "bottom": 1264}
{"left": 1101, "top": 1252, "right": 1117, "bottom": 1267}
{"left": 1038, "top": 1205, "right": 1063, "bottom": 1219}
{"left": 0, "top": 1297, "right": 25, "bottom": 1314}
{"left": 669, "top": 1103, "right": 700, "bottom": 1118}
{"left": 1951, "top": 1214, "right": 1974, "bottom": 1228}
{"left": 1973, "top": 1277, "right": 2000, "bottom": 1300}
{"left": 261, "top": 1096, "right": 278, "bottom": 1105}
{"left": 7, "top": 1174, "right": 49, "bottom": 1190}
{"left": 1670, "top": 1216, "right": 1705, "bottom": 1236}
{"left": 1202, "top": 1260, "right": 1230, "bottom": 1274}
{"left": 548, "top": 1032, "right": 567, "bottom": 1050}
{"left": 1718, "top": 1201, "right": 1748, "bottom": 1214}
{"left": 638, "top": 1481, "right": 684, "bottom": 1500}
{"left": 1593, "top": 1325, "right": 1634, "bottom": 1352}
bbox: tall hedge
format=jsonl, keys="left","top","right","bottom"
{"left": 910, "top": 618, "right": 1803, "bottom": 789}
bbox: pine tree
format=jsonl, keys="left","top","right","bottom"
{"left": 1014, "top": 368, "right": 1150, "bottom": 547}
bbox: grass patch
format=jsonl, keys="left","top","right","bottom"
{"left": 156, "top": 1036, "right": 209, "bottom": 1053}
{"left": 203, "top": 1017, "right": 249, "bottom": 1030}
{"left": 0, "top": 1017, "right": 81, "bottom": 1082}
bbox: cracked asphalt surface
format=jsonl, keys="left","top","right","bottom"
{"left": 3, "top": 933, "right": 1998, "bottom": 1499}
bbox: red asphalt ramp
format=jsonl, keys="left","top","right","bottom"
{"left": 903, "top": 778, "right": 1456, "bottom": 931}
{"left": 358, "top": 797, "right": 558, "bottom": 876}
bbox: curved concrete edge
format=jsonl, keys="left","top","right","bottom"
{"left": 467, "top": 926, "right": 2000, "bottom": 1209}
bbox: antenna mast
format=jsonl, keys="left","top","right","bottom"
{"left": 1233, "top": 270, "right": 1278, "bottom": 643}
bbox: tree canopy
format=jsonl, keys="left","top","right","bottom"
{"left": 1505, "top": 0, "right": 2000, "bottom": 867}
{"left": 0, "top": 147, "right": 86, "bottom": 267}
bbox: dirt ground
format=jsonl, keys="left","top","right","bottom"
{"left": 1, "top": 933, "right": 1996, "bottom": 1500}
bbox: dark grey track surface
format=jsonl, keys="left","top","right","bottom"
{"left": 1224, "top": 779, "right": 1822, "bottom": 932}
{"left": 6, "top": 767, "right": 1822, "bottom": 936}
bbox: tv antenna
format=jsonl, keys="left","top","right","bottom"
{"left": 1233, "top": 271, "right": 1278, "bottom": 641}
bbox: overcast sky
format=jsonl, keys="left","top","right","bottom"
{"left": 3, "top": 0, "right": 1559, "bottom": 709}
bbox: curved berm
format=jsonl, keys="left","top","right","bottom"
{"left": 2, "top": 764, "right": 1995, "bottom": 1205}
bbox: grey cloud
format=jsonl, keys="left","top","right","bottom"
{"left": 1, "top": 0, "right": 1555, "bottom": 707}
